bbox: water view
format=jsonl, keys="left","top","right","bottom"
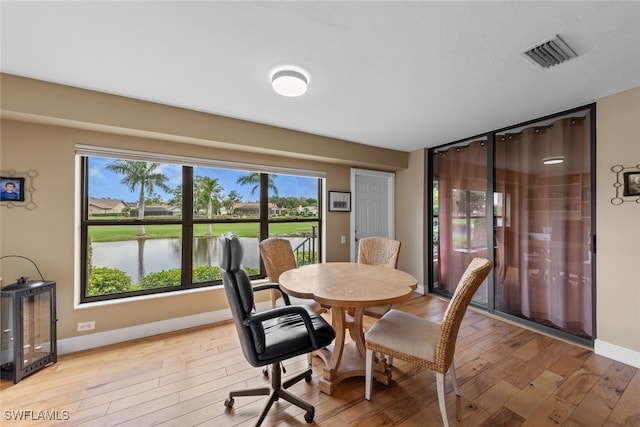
{"left": 91, "top": 237, "right": 311, "bottom": 283}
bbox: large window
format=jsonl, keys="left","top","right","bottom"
{"left": 79, "top": 149, "right": 322, "bottom": 303}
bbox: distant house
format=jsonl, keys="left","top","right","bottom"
{"left": 129, "top": 204, "right": 181, "bottom": 217}
{"left": 296, "top": 205, "right": 318, "bottom": 215}
{"left": 88, "top": 198, "right": 129, "bottom": 215}
{"left": 228, "top": 202, "right": 281, "bottom": 216}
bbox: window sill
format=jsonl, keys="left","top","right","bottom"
{"left": 75, "top": 278, "right": 271, "bottom": 310}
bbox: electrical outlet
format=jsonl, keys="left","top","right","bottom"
{"left": 77, "top": 321, "right": 95, "bottom": 332}
{"left": 341, "top": 235, "right": 346, "bottom": 244}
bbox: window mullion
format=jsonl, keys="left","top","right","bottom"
{"left": 259, "top": 173, "right": 269, "bottom": 240}
{"left": 80, "top": 157, "right": 90, "bottom": 299}
{"left": 182, "top": 166, "right": 194, "bottom": 287}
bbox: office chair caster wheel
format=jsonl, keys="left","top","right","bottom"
{"left": 224, "top": 397, "right": 234, "bottom": 408}
{"left": 262, "top": 367, "right": 269, "bottom": 377}
{"left": 305, "top": 373, "right": 312, "bottom": 383}
{"left": 304, "top": 409, "right": 314, "bottom": 423}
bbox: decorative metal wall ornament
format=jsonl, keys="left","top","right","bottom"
{"left": 611, "top": 164, "right": 640, "bottom": 205}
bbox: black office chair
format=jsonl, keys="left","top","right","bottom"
{"left": 219, "top": 232, "right": 335, "bottom": 425}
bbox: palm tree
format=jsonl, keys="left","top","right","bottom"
{"left": 236, "top": 173, "right": 278, "bottom": 196}
{"left": 194, "top": 176, "right": 223, "bottom": 236}
{"left": 167, "top": 184, "right": 184, "bottom": 211}
{"left": 106, "top": 160, "right": 171, "bottom": 236}
{"left": 223, "top": 190, "right": 242, "bottom": 215}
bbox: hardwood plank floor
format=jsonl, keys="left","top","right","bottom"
{"left": 2, "top": 295, "right": 639, "bottom": 426}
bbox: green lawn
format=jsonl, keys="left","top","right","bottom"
{"left": 88, "top": 221, "right": 319, "bottom": 242}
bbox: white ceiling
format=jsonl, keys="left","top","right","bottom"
{"left": 2, "top": 1, "right": 640, "bottom": 152}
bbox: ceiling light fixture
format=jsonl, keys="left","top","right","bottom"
{"left": 272, "top": 68, "right": 308, "bottom": 97}
{"left": 543, "top": 156, "right": 565, "bottom": 165}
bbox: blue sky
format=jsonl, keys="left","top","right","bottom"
{"left": 87, "top": 157, "right": 318, "bottom": 202}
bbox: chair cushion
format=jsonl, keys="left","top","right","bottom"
{"left": 363, "top": 304, "right": 391, "bottom": 318}
{"left": 259, "top": 306, "right": 335, "bottom": 361}
{"left": 365, "top": 309, "right": 440, "bottom": 362}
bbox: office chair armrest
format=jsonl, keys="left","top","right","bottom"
{"left": 245, "top": 305, "right": 321, "bottom": 348}
{"left": 252, "top": 282, "right": 291, "bottom": 305}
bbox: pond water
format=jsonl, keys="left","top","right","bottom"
{"left": 91, "top": 237, "right": 312, "bottom": 283}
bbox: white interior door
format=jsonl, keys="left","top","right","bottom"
{"left": 350, "top": 168, "right": 395, "bottom": 261}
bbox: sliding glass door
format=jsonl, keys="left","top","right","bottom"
{"left": 494, "top": 109, "right": 593, "bottom": 340}
{"left": 430, "top": 105, "right": 594, "bottom": 344}
{"left": 432, "top": 137, "right": 490, "bottom": 307}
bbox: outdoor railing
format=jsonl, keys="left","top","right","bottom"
{"left": 293, "top": 225, "right": 317, "bottom": 265}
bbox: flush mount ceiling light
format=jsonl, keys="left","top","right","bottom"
{"left": 271, "top": 68, "right": 308, "bottom": 97}
{"left": 543, "top": 156, "right": 565, "bottom": 165}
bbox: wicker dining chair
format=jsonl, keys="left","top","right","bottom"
{"left": 364, "top": 257, "right": 492, "bottom": 427}
{"left": 259, "top": 237, "right": 323, "bottom": 312}
{"left": 357, "top": 236, "right": 401, "bottom": 318}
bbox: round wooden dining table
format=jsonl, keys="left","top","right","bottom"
{"left": 278, "top": 262, "right": 417, "bottom": 395}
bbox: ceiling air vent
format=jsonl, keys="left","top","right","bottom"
{"left": 523, "top": 34, "right": 578, "bottom": 68}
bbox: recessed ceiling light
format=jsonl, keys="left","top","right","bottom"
{"left": 272, "top": 68, "right": 308, "bottom": 97}
{"left": 543, "top": 156, "right": 565, "bottom": 165}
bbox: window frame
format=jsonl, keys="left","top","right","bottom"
{"left": 78, "top": 147, "right": 324, "bottom": 304}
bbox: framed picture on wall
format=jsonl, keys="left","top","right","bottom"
{"left": 328, "top": 191, "right": 351, "bottom": 212}
{"left": 623, "top": 171, "right": 640, "bottom": 196}
{"left": 0, "top": 177, "right": 25, "bottom": 201}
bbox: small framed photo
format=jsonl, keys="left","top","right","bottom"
{"left": 0, "top": 177, "right": 25, "bottom": 202}
{"left": 328, "top": 191, "right": 351, "bottom": 212}
{"left": 623, "top": 171, "right": 640, "bottom": 196}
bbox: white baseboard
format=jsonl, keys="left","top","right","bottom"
{"left": 594, "top": 339, "right": 640, "bottom": 369}
{"left": 57, "top": 301, "right": 271, "bottom": 355}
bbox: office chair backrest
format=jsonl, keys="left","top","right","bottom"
{"left": 219, "top": 232, "right": 264, "bottom": 365}
{"left": 436, "top": 257, "right": 492, "bottom": 372}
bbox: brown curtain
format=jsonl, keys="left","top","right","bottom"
{"left": 435, "top": 139, "right": 488, "bottom": 296}
{"left": 495, "top": 115, "right": 592, "bottom": 338}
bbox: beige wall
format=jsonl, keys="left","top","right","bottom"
{"left": 595, "top": 86, "right": 640, "bottom": 355}
{"left": 395, "top": 148, "right": 425, "bottom": 286}
{"left": 1, "top": 74, "right": 408, "bottom": 171}
{"left": 0, "top": 74, "right": 409, "bottom": 343}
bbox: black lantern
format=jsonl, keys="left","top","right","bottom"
{"left": 1, "top": 279, "right": 57, "bottom": 383}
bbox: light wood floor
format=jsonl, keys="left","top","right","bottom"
{"left": 2, "top": 295, "right": 639, "bottom": 426}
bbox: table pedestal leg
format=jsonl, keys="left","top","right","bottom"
{"left": 317, "top": 307, "right": 393, "bottom": 395}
